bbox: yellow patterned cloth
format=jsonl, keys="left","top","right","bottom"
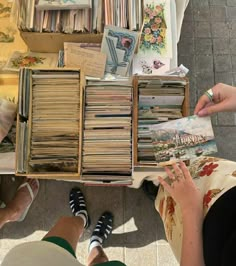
{"left": 155, "top": 156, "right": 236, "bottom": 262}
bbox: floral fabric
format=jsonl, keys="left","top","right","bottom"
{"left": 155, "top": 156, "right": 236, "bottom": 262}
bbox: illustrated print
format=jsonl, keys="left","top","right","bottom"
{"left": 0, "top": 27, "right": 16, "bottom": 43}
{"left": 11, "top": 55, "right": 46, "bottom": 68}
{"left": 140, "top": 2, "right": 167, "bottom": 55}
{"left": 0, "top": 2, "right": 11, "bottom": 18}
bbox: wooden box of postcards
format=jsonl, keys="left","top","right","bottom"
{"left": 132, "top": 75, "right": 190, "bottom": 167}
{"left": 15, "top": 69, "right": 133, "bottom": 185}
{"left": 15, "top": 68, "right": 84, "bottom": 181}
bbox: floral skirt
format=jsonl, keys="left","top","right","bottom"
{"left": 155, "top": 156, "right": 236, "bottom": 262}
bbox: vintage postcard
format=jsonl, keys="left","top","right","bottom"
{"left": 149, "top": 115, "right": 217, "bottom": 165}
{"left": 101, "top": 25, "right": 139, "bottom": 76}
{"left": 36, "top": 0, "right": 92, "bottom": 10}
{"left": 138, "top": 0, "right": 172, "bottom": 59}
{"left": 133, "top": 54, "right": 170, "bottom": 75}
{"left": 0, "top": 0, "right": 27, "bottom": 70}
{"left": 64, "top": 43, "right": 106, "bottom": 78}
{"left": 4, "top": 51, "right": 59, "bottom": 72}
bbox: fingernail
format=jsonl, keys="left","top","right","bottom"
{"left": 198, "top": 109, "right": 208, "bottom": 116}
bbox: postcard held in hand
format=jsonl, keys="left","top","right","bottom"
{"left": 64, "top": 44, "right": 106, "bottom": 78}
{"left": 149, "top": 115, "right": 217, "bottom": 165}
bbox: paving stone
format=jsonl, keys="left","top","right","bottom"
{"left": 195, "top": 21, "right": 212, "bottom": 37}
{"left": 233, "top": 73, "right": 236, "bottom": 85}
{"left": 188, "top": 76, "right": 198, "bottom": 108}
{"left": 183, "top": 3, "right": 193, "bottom": 21}
{"left": 214, "top": 55, "right": 232, "bottom": 72}
{"left": 178, "top": 38, "right": 194, "bottom": 55}
{"left": 212, "top": 22, "right": 230, "bottom": 38}
{"left": 215, "top": 72, "right": 233, "bottom": 85}
{"left": 192, "top": 0, "right": 209, "bottom": 8}
{"left": 125, "top": 244, "right": 157, "bottom": 266}
{"left": 158, "top": 244, "right": 179, "bottom": 266}
{"left": 227, "top": 0, "right": 236, "bottom": 6}
{"left": 195, "top": 72, "right": 215, "bottom": 97}
{"left": 193, "top": 7, "right": 210, "bottom": 21}
{"left": 195, "top": 38, "right": 213, "bottom": 55}
{"left": 210, "top": 6, "right": 227, "bottom": 21}
{"left": 181, "top": 20, "right": 194, "bottom": 38}
{"left": 226, "top": 6, "right": 236, "bottom": 20}
{"left": 124, "top": 187, "right": 159, "bottom": 245}
{"left": 210, "top": 0, "right": 227, "bottom": 5}
{"left": 213, "top": 38, "right": 230, "bottom": 54}
{"left": 217, "top": 112, "right": 236, "bottom": 126}
{"left": 230, "top": 21, "right": 236, "bottom": 38}
{"left": 178, "top": 55, "right": 195, "bottom": 72}
{"left": 195, "top": 55, "right": 214, "bottom": 73}
{"left": 231, "top": 55, "right": 236, "bottom": 71}
{"left": 214, "top": 127, "right": 236, "bottom": 160}
{"left": 230, "top": 38, "right": 236, "bottom": 54}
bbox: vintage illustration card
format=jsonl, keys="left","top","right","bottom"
{"left": 133, "top": 54, "right": 170, "bottom": 75}
{"left": 36, "top": 0, "right": 92, "bottom": 10}
{"left": 64, "top": 43, "right": 106, "bottom": 78}
{"left": 0, "top": 0, "right": 27, "bottom": 70}
{"left": 149, "top": 115, "right": 217, "bottom": 165}
{"left": 139, "top": 0, "right": 172, "bottom": 57}
{"left": 133, "top": 0, "right": 172, "bottom": 75}
{"left": 101, "top": 25, "right": 139, "bottom": 76}
{"left": 4, "top": 51, "right": 59, "bottom": 72}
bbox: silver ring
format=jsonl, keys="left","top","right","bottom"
{"left": 204, "top": 88, "right": 214, "bottom": 102}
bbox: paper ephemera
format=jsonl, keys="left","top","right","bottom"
{"left": 64, "top": 43, "right": 106, "bottom": 78}
{"left": 150, "top": 115, "right": 217, "bottom": 165}
{"left": 4, "top": 51, "right": 58, "bottom": 72}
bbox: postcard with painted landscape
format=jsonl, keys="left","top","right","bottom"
{"left": 149, "top": 115, "right": 217, "bottom": 165}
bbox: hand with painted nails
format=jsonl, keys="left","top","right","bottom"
{"left": 158, "top": 161, "right": 202, "bottom": 215}
{"left": 194, "top": 83, "right": 236, "bottom": 117}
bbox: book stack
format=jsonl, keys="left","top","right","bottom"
{"left": 16, "top": 0, "right": 143, "bottom": 33}
{"left": 137, "top": 79, "right": 186, "bottom": 164}
{"left": 82, "top": 82, "right": 132, "bottom": 180}
{"left": 16, "top": 68, "right": 81, "bottom": 175}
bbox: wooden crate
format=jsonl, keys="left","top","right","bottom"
{"left": 15, "top": 68, "right": 84, "bottom": 180}
{"left": 132, "top": 75, "right": 190, "bottom": 167}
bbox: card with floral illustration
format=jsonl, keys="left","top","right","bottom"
{"left": 4, "top": 51, "right": 59, "bottom": 72}
{"left": 150, "top": 115, "right": 217, "bottom": 165}
{"left": 139, "top": 0, "right": 172, "bottom": 58}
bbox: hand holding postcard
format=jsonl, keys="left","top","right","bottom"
{"left": 149, "top": 115, "right": 217, "bottom": 165}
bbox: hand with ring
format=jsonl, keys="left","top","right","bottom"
{"left": 158, "top": 161, "right": 202, "bottom": 215}
{"left": 194, "top": 83, "right": 236, "bottom": 117}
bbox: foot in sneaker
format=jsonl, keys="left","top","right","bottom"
{"left": 89, "top": 211, "right": 113, "bottom": 253}
{"left": 69, "top": 187, "right": 90, "bottom": 229}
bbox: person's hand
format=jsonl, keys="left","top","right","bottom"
{"left": 194, "top": 83, "right": 236, "bottom": 117}
{"left": 158, "top": 161, "right": 202, "bottom": 216}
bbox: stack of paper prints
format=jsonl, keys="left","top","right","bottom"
{"left": 16, "top": 69, "right": 81, "bottom": 174}
{"left": 82, "top": 83, "right": 132, "bottom": 179}
{"left": 101, "top": 25, "right": 139, "bottom": 76}
{"left": 16, "top": 0, "right": 143, "bottom": 33}
{"left": 150, "top": 115, "right": 217, "bottom": 165}
{"left": 36, "top": 0, "right": 92, "bottom": 10}
{"left": 138, "top": 79, "right": 185, "bottom": 164}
